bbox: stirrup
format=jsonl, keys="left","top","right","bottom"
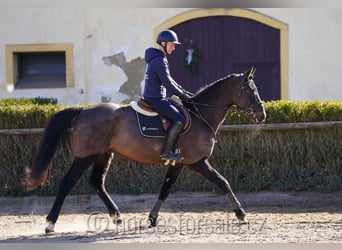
{"left": 163, "top": 159, "right": 176, "bottom": 166}
{"left": 161, "top": 152, "right": 184, "bottom": 166}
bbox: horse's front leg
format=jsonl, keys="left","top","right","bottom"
{"left": 148, "top": 164, "right": 184, "bottom": 227}
{"left": 189, "top": 158, "right": 247, "bottom": 223}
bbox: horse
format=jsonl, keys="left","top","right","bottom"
{"left": 24, "top": 67, "right": 266, "bottom": 233}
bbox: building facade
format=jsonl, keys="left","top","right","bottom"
{"left": 0, "top": 8, "right": 341, "bottom": 104}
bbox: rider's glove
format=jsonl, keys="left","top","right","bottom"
{"left": 181, "top": 93, "right": 192, "bottom": 102}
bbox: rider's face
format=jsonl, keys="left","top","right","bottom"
{"left": 161, "top": 42, "right": 176, "bottom": 55}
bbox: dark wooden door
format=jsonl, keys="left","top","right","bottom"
{"left": 168, "top": 16, "right": 280, "bottom": 101}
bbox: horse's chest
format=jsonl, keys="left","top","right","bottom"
{"left": 206, "top": 137, "right": 216, "bottom": 156}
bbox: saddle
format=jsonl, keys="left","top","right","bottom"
{"left": 130, "top": 96, "right": 191, "bottom": 137}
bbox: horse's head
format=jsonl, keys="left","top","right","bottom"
{"left": 232, "top": 67, "right": 266, "bottom": 123}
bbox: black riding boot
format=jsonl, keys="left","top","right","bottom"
{"left": 160, "top": 121, "right": 184, "bottom": 163}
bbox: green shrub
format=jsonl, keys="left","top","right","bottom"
{"left": 0, "top": 98, "right": 341, "bottom": 196}
{"left": 225, "top": 100, "right": 342, "bottom": 124}
{"left": 0, "top": 104, "right": 62, "bottom": 129}
{"left": 1, "top": 99, "right": 341, "bottom": 129}
{"left": 0, "top": 97, "right": 57, "bottom": 106}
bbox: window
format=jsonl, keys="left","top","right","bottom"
{"left": 6, "top": 44, "right": 74, "bottom": 89}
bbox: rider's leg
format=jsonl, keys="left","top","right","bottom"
{"left": 144, "top": 98, "right": 185, "bottom": 162}
{"left": 160, "top": 120, "right": 184, "bottom": 162}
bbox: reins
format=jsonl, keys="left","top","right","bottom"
{"left": 183, "top": 75, "right": 261, "bottom": 136}
{"left": 186, "top": 100, "right": 218, "bottom": 136}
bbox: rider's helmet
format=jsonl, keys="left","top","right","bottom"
{"left": 156, "top": 29, "right": 181, "bottom": 45}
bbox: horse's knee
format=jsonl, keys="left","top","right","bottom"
{"left": 90, "top": 180, "right": 105, "bottom": 193}
{"left": 89, "top": 178, "right": 99, "bottom": 189}
{"left": 89, "top": 171, "right": 103, "bottom": 190}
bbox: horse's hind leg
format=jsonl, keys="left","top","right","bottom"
{"left": 89, "top": 152, "right": 122, "bottom": 225}
{"left": 148, "top": 165, "right": 184, "bottom": 227}
{"left": 45, "top": 155, "right": 96, "bottom": 233}
{"left": 189, "top": 158, "right": 247, "bottom": 223}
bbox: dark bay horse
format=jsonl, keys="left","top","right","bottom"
{"left": 24, "top": 67, "right": 266, "bottom": 233}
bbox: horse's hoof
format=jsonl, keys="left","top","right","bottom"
{"left": 239, "top": 215, "right": 248, "bottom": 224}
{"left": 148, "top": 214, "right": 157, "bottom": 228}
{"left": 111, "top": 213, "right": 123, "bottom": 225}
{"left": 234, "top": 208, "right": 248, "bottom": 224}
{"left": 45, "top": 222, "right": 55, "bottom": 234}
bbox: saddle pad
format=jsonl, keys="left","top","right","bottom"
{"left": 136, "top": 112, "right": 167, "bottom": 137}
{"left": 135, "top": 112, "right": 191, "bottom": 138}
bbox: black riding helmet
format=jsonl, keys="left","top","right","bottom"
{"left": 156, "top": 29, "right": 181, "bottom": 54}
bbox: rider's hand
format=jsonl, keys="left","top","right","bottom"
{"left": 184, "top": 90, "right": 194, "bottom": 97}
{"left": 180, "top": 87, "right": 194, "bottom": 97}
{"left": 181, "top": 93, "right": 192, "bottom": 102}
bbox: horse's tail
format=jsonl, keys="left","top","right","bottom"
{"left": 24, "top": 107, "right": 82, "bottom": 191}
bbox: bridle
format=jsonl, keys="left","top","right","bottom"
{"left": 234, "top": 74, "right": 264, "bottom": 117}
{"left": 184, "top": 74, "right": 263, "bottom": 135}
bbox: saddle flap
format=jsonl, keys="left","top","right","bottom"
{"left": 131, "top": 97, "right": 191, "bottom": 132}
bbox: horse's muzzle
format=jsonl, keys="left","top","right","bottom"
{"left": 254, "top": 109, "right": 266, "bottom": 123}
{"left": 249, "top": 104, "right": 266, "bottom": 124}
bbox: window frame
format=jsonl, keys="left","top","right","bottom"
{"left": 5, "top": 44, "right": 74, "bottom": 89}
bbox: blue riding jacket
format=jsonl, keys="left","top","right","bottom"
{"left": 143, "top": 47, "right": 186, "bottom": 123}
{"left": 143, "top": 48, "right": 185, "bottom": 99}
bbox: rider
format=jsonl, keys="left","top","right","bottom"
{"left": 143, "top": 29, "right": 192, "bottom": 163}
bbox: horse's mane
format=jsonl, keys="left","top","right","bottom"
{"left": 193, "top": 73, "right": 237, "bottom": 97}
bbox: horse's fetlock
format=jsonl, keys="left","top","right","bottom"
{"left": 148, "top": 213, "right": 158, "bottom": 228}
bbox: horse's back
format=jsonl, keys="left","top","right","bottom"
{"left": 72, "top": 103, "right": 135, "bottom": 157}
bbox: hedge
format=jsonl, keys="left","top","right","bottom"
{"left": 1, "top": 100, "right": 341, "bottom": 129}
{"left": 0, "top": 97, "right": 57, "bottom": 106}
{"left": 225, "top": 100, "right": 342, "bottom": 124}
{"left": 0, "top": 99, "right": 341, "bottom": 196}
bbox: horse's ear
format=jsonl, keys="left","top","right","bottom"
{"left": 248, "top": 67, "right": 256, "bottom": 79}
{"left": 243, "top": 67, "right": 256, "bottom": 81}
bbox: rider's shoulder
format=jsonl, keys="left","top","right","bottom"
{"left": 145, "top": 48, "right": 164, "bottom": 62}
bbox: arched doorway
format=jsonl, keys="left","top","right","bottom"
{"left": 155, "top": 9, "right": 288, "bottom": 101}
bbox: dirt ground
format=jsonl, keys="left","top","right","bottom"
{"left": 0, "top": 191, "right": 341, "bottom": 243}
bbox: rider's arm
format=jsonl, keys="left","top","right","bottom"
{"left": 154, "top": 57, "right": 186, "bottom": 98}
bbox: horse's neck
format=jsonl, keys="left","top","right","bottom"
{"left": 191, "top": 94, "right": 231, "bottom": 134}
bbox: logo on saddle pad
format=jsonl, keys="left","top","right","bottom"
{"left": 130, "top": 97, "right": 191, "bottom": 138}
